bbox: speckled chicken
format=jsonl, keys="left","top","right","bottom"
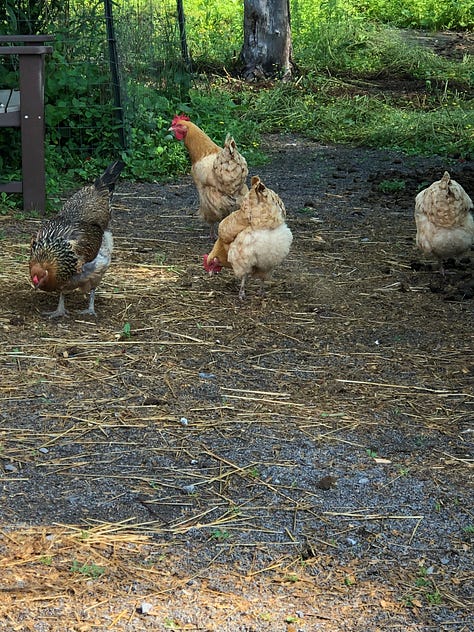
{"left": 29, "top": 161, "right": 125, "bottom": 317}
{"left": 169, "top": 115, "right": 248, "bottom": 237}
{"left": 203, "top": 176, "right": 293, "bottom": 299}
{"left": 415, "top": 171, "right": 474, "bottom": 273}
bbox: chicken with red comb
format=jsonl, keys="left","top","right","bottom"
{"left": 29, "top": 161, "right": 124, "bottom": 317}
{"left": 169, "top": 115, "right": 248, "bottom": 238}
{"left": 203, "top": 176, "right": 292, "bottom": 299}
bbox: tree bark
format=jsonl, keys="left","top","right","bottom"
{"left": 240, "top": 0, "right": 293, "bottom": 81}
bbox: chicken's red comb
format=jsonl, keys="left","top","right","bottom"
{"left": 203, "top": 254, "right": 222, "bottom": 274}
{"left": 172, "top": 114, "right": 191, "bottom": 125}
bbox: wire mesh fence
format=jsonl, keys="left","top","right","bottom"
{"left": 0, "top": 0, "right": 193, "bottom": 178}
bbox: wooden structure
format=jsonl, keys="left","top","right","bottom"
{"left": 0, "top": 35, "right": 53, "bottom": 213}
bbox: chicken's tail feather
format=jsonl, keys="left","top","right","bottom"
{"left": 94, "top": 161, "right": 125, "bottom": 193}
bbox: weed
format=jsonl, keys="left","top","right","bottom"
{"left": 247, "top": 467, "right": 260, "bottom": 478}
{"left": 0, "top": 192, "right": 17, "bottom": 215}
{"left": 210, "top": 528, "right": 230, "bottom": 541}
{"left": 426, "top": 591, "right": 442, "bottom": 605}
{"left": 366, "top": 448, "right": 378, "bottom": 458}
{"left": 463, "top": 525, "right": 474, "bottom": 534}
{"left": 402, "top": 594, "right": 414, "bottom": 607}
{"left": 415, "top": 576, "right": 430, "bottom": 587}
{"left": 121, "top": 322, "right": 131, "bottom": 339}
{"left": 377, "top": 179, "right": 406, "bottom": 193}
{"left": 70, "top": 560, "right": 105, "bottom": 578}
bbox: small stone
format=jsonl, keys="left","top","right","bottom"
{"left": 358, "top": 477, "right": 369, "bottom": 485}
{"left": 179, "top": 417, "right": 188, "bottom": 426}
{"left": 346, "top": 537, "right": 358, "bottom": 546}
{"left": 38, "top": 447, "right": 49, "bottom": 454}
{"left": 182, "top": 484, "right": 196, "bottom": 494}
{"left": 4, "top": 463, "right": 18, "bottom": 473}
{"left": 138, "top": 602, "right": 153, "bottom": 615}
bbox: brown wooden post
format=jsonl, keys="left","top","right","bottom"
{"left": 18, "top": 50, "right": 47, "bottom": 213}
{"left": 0, "top": 36, "right": 53, "bottom": 214}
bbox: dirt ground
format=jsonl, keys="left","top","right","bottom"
{"left": 2, "top": 24, "right": 474, "bottom": 625}
{"left": 0, "top": 130, "right": 472, "bottom": 631}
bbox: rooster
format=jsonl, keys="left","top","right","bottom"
{"left": 415, "top": 171, "right": 474, "bottom": 274}
{"left": 203, "top": 176, "right": 293, "bottom": 299}
{"left": 169, "top": 114, "right": 248, "bottom": 237}
{"left": 29, "top": 161, "right": 125, "bottom": 317}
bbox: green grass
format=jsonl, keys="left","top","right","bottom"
{"left": 0, "top": 0, "right": 472, "bottom": 212}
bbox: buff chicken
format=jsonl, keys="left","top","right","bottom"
{"left": 169, "top": 114, "right": 248, "bottom": 237}
{"left": 415, "top": 171, "right": 473, "bottom": 274}
{"left": 29, "top": 161, "right": 125, "bottom": 317}
{"left": 203, "top": 176, "right": 293, "bottom": 299}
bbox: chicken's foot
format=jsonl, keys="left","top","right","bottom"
{"left": 78, "top": 289, "right": 97, "bottom": 316}
{"left": 43, "top": 293, "right": 68, "bottom": 318}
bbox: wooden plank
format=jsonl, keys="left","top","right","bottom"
{"left": 0, "top": 46, "right": 53, "bottom": 56}
{"left": 0, "top": 181, "right": 22, "bottom": 193}
{"left": 0, "top": 111, "right": 20, "bottom": 127}
{"left": 0, "top": 35, "right": 54, "bottom": 44}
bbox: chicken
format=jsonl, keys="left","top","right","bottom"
{"left": 29, "top": 161, "right": 125, "bottom": 317}
{"left": 169, "top": 114, "right": 248, "bottom": 237}
{"left": 203, "top": 176, "right": 293, "bottom": 299}
{"left": 415, "top": 171, "right": 474, "bottom": 274}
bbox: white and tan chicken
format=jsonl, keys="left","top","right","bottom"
{"left": 203, "top": 176, "right": 293, "bottom": 299}
{"left": 414, "top": 171, "right": 473, "bottom": 273}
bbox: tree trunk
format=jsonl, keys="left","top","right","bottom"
{"left": 240, "top": 0, "right": 293, "bottom": 81}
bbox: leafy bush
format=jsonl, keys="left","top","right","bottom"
{"left": 0, "top": 0, "right": 472, "bottom": 214}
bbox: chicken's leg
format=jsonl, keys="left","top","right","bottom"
{"left": 238, "top": 275, "right": 247, "bottom": 301}
{"left": 79, "top": 289, "right": 97, "bottom": 316}
{"left": 43, "top": 293, "right": 68, "bottom": 318}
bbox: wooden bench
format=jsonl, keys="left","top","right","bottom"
{"left": 0, "top": 35, "right": 53, "bottom": 214}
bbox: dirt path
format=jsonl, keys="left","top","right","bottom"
{"left": 0, "top": 135, "right": 473, "bottom": 631}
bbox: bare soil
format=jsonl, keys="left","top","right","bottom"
{"left": 0, "top": 132, "right": 472, "bottom": 632}
{"left": 1, "top": 28, "right": 473, "bottom": 627}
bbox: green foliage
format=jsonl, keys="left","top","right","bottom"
{"left": 346, "top": 0, "right": 474, "bottom": 30}
{"left": 0, "top": 0, "right": 472, "bottom": 214}
{"left": 0, "top": 192, "right": 17, "bottom": 215}
{"left": 185, "top": 0, "right": 243, "bottom": 67}
{"left": 377, "top": 179, "right": 406, "bottom": 193}
{"left": 70, "top": 560, "right": 105, "bottom": 578}
{"left": 0, "top": 0, "right": 63, "bottom": 34}
{"left": 210, "top": 528, "right": 230, "bottom": 541}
